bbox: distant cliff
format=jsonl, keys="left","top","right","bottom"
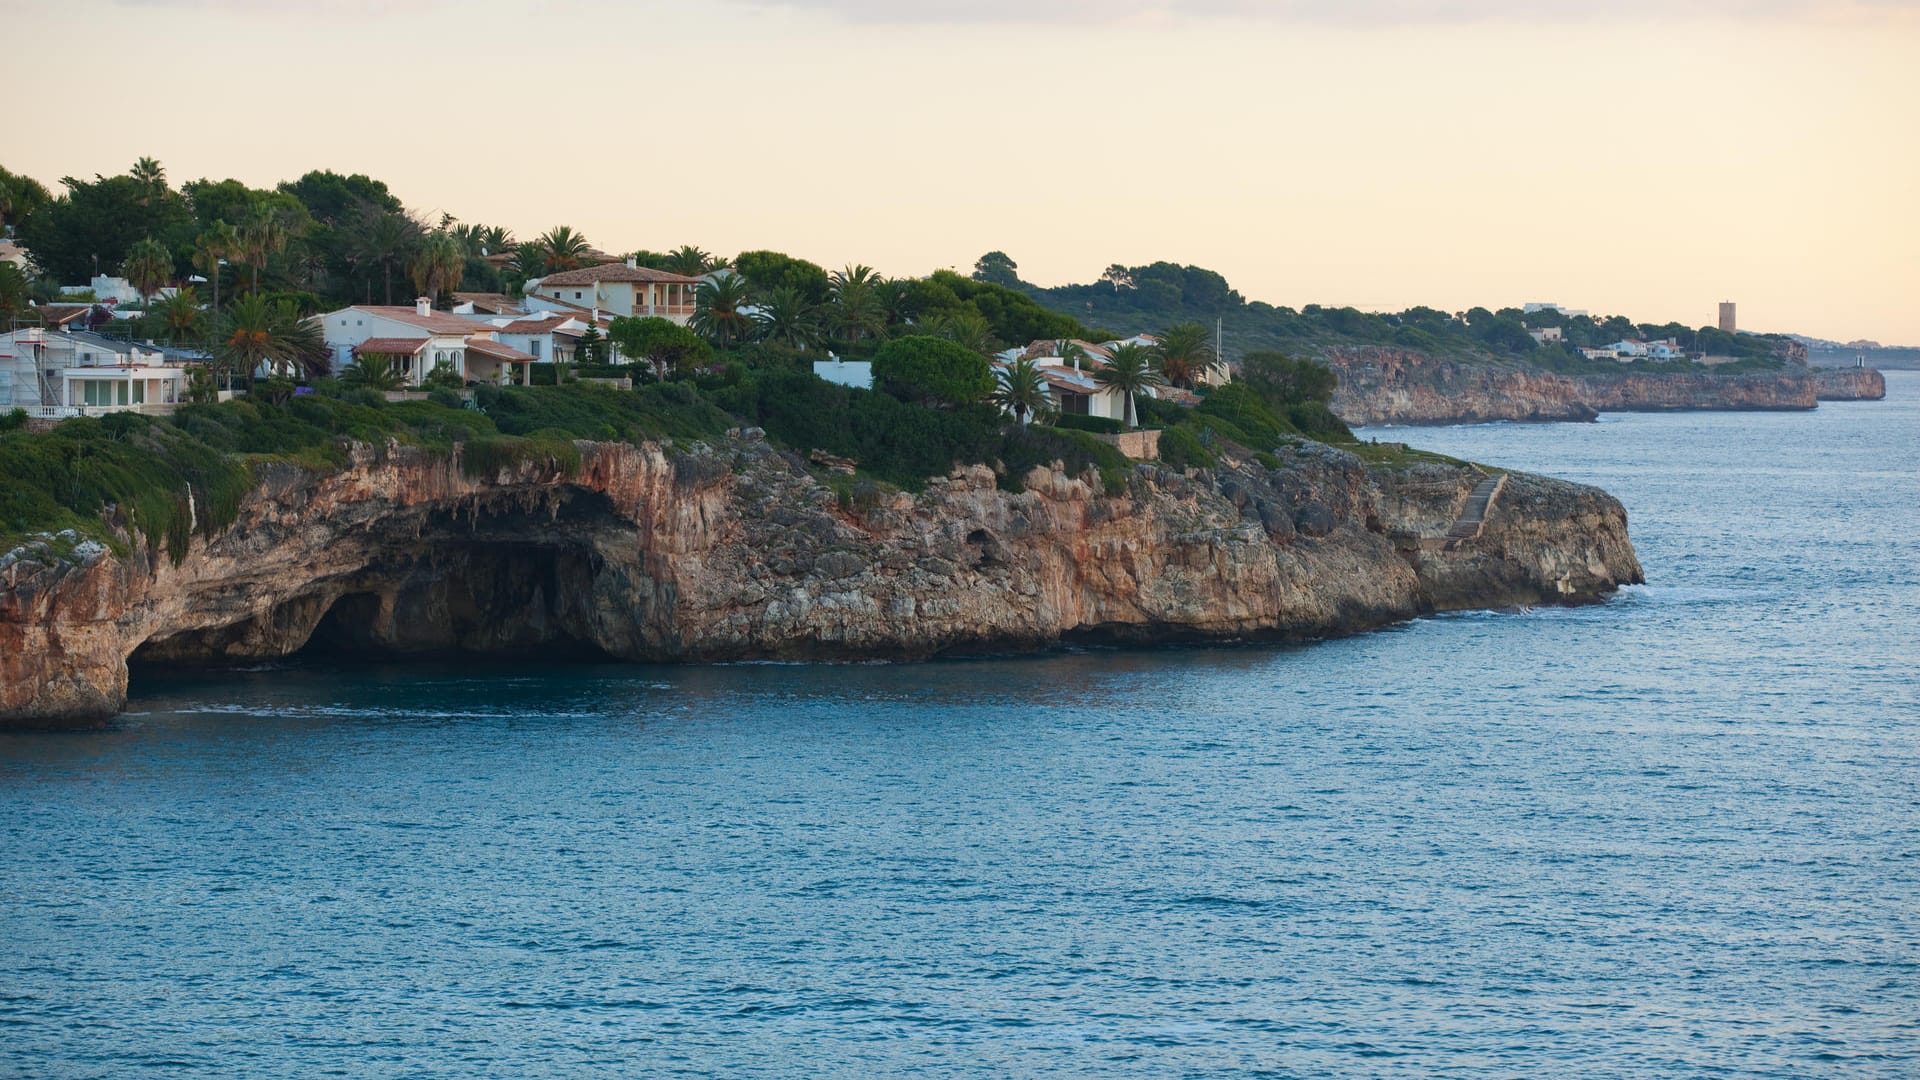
{"left": 1326, "top": 348, "right": 1886, "bottom": 426}
{"left": 0, "top": 433, "right": 1642, "bottom": 727}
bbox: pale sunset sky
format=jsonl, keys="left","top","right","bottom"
{"left": 9, "top": 0, "right": 1919, "bottom": 342}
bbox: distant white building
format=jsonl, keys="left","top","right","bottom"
{"left": 813, "top": 357, "right": 872, "bottom": 389}
{"left": 1528, "top": 326, "right": 1564, "bottom": 345}
{"left": 1523, "top": 302, "right": 1589, "bottom": 318}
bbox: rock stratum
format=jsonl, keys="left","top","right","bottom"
{"left": 0, "top": 433, "right": 1644, "bottom": 727}
{"left": 1327, "top": 348, "right": 1887, "bottom": 426}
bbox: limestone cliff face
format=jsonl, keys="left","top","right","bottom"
{"left": 1327, "top": 347, "right": 1885, "bottom": 426}
{"left": 1812, "top": 367, "right": 1886, "bottom": 401}
{"left": 0, "top": 433, "right": 1643, "bottom": 726}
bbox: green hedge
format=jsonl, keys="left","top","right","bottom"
{"left": 1051, "top": 413, "right": 1124, "bottom": 435}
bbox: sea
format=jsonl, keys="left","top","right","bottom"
{"left": 2, "top": 373, "right": 1915, "bottom": 1078}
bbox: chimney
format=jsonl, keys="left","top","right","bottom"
{"left": 415, "top": 296, "right": 432, "bottom": 318}
{"left": 626, "top": 256, "right": 637, "bottom": 269}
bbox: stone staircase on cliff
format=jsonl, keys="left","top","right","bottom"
{"left": 1444, "top": 472, "right": 1507, "bottom": 550}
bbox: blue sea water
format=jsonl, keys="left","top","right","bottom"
{"left": 2, "top": 375, "right": 1916, "bottom": 1078}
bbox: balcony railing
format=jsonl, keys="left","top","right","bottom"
{"left": 25, "top": 402, "right": 180, "bottom": 419}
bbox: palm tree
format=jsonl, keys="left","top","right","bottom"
{"left": 539, "top": 226, "right": 592, "bottom": 271}
{"left": 1155, "top": 321, "right": 1215, "bottom": 389}
{"left": 915, "top": 311, "right": 998, "bottom": 357}
{"left": 342, "top": 352, "right": 406, "bottom": 391}
{"left": 216, "top": 293, "right": 328, "bottom": 385}
{"left": 1056, "top": 339, "right": 1091, "bottom": 371}
{"left": 236, "top": 204, "right": 294, "bottom": 294}
{"left": 506, "top": 241, "right": 547, "bottom": 294}
{"left": 663, "top": 244, "right": 711, "bottom": 277}
{"left": 479, "top": 226, "right": 513, "bottom": 256}
{"left": 753, "top": 285, "right": 819, "bottom": 350}
{"left": 1095, "top": 342, "right": 1165, "bottom": 429}
{"left": 154, "top": 287, "right": 205, "bottom": 344}
{"left": 121, "top": 236, "right": 173, "bottom": 302}
{"left": 993, "top": 357, "right": 1054, "bottom": 428}
{"left": 130, "top": 157, "right": 165, "bottom": 205}
{"left": 352, "top": 208, "right": 421, "bottom": 306}
{"left": 690, "top": 272, "right": 754, "bottom": 347}
{"left": 0, "top": 263, "right": 31, "bottom": 326}
{"left": 828, "top": 265, "right": 886, "bottom": 347}
{"left": 192, "top": 221, "right": 238, "bottom": 314}
{"left": 409, "top": 230, "right": 466, "bottom": 305}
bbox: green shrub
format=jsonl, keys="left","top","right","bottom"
{"left": 1052, "top": 413, "right": 1124, "bottom": 435}
{"left": 1, "top": 408, "right": 26, "bottom": 433}
{"left": 423, "top": 362, "right": 465, "bottom": 390}
{"left": 1196, "top": 383, "right": 1290, "bottom": 445}
{"left": 1285, "top": 401, "right": 1355, "bottom": 442}
{"left": 1158, "top": 424, "right": 1216, "bottom": 470}
{"left": 427, "top": 386, "right": 464, "bottom": 409}
{"left": 999, "top": 425, "right": 1132, "bottom": 495}
{"left": 871, "top": 335, "right": 994, "bottom": 407}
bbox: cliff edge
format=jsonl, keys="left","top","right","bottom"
{"left": 1328, "top": 348, "right": 1886, "bottom": 426}
{"left": 0, "top": 433, "right": 1643, "bottom": 727}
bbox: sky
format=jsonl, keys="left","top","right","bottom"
{"left": 8, "top": 0, "right": 1919, "bottom": 343}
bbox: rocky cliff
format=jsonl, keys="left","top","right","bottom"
{"left": 1812, "top": 367, "right": 1887, "bottom": 401}
{"left": 1327, "top": 347, "right": 1886, "bottom": 426}
{"left": 0, "top": 433, "right": 1643, "bottom": 727}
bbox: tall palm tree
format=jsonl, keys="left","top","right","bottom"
{"left": 154, "top": 286, "right": 205, "bottom": 344}
{"left": 121, "top": 236, "right": 173, "bottom": 302}
{"left": 130, "top": 157, "right": 165, "bottom": 205}
{"left": 539, "top": 225, "right": 592, "bottom": 271}
{"left": 236, "top": 204, "right": 294, "bottom": 294}
{"left": 691, "top": 272, "right": 753, "bottom": 347}
{"left": 409, "top": 230, "right": 466, "bottom": 305}
{"left": 1095, "top": 342, "right": 1165, "bottom": 429}
{"left": 753, "top": 285, "right": 819, "bottom": 350}
{"left": 1154, "top": 321, "right": 1215, "bottom": 389}
{"left": 216, "top": 293, "right": 328, "bottom": 385}
{"left": 192, "top": 221, "right": 238, "bottom": 314}
{"left": 663, "top": 244, "right": 711, "bottom": 277}
{"left": 993, "top": 357, "right": 1053, "bottom": 428}
{"left": 352, "top": 208, "right": 421, "bottom": 305}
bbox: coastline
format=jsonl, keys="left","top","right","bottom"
{"left": 0, "top": 432, "right": 1643, "bottom": 728}
{"left": 1326, "top": 347, "right": 1886, "bottom": 426}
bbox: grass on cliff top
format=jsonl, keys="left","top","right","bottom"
{"left": 0, "top": 380, "right": 739, "bottom": 562}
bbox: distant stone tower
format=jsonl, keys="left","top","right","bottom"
{"left": 1719, "top": 302, "right": 1737, "bottom": 333}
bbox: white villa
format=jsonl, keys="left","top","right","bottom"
{"left": 475, "top": 311, "right": 622, "bottom": 368}
{"left": 316, "top": 298, "right": 538, "bottom": 386}
{"left": 1, "top": 327, "right": 200, "bottom": 417}
{"left": 523, "top": 259, "right": 702, "bottom": 323}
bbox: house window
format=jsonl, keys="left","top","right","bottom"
{"left": 132, "top": 381, "right": 145, "bottom": 405}
{"left": 529, "top": 340, "right": 542, "bottom": 359}
{"left": 435, "top": 350, "right": 446, "bottom": 364}
{"left": 1059, "top": 391, "right": 1089, "bottom": 415}
{"left": 574, "top": 292, "right": 582, "bottom": 300}
{"left": 0, "top": 369, "right": 12, "bottom": 404}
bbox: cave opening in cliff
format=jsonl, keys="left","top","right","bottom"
{"left": 129, "top": 489, "right": 633, "bottom": 674}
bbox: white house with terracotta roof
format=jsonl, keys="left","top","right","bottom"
{"left": 476, "top": 311, "right": 623, "bottom": 368}
{"left": 524, "top": 258, "right": 701, "bottom": 323}
{"left": 316, "top": 298, "right": 536, "bottom": 387}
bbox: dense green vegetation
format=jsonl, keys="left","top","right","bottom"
{"left": 976, "top": 253, "right": 1798, "bottom": 370}
{"left": 0, "top": 157, "right": 1422, "bottom": 555}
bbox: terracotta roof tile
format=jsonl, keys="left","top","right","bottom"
{"left": 536, "top": 262, "right": 702, "bottom": 286}
{"left": 351, "top": 305, "right": 491, "bottom": 335}
{"left": 464, "top": 336, "right": 537, "bottom": 362}
{"left": 356, "top": 337, "right": 429, "bottom": 355}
